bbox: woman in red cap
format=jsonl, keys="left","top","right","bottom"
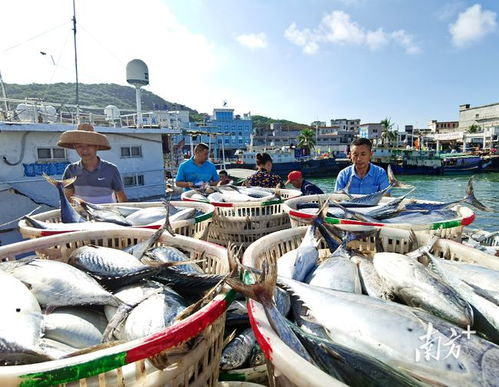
{"left": 285, "top": 170, "right": 324, "bottom": 196}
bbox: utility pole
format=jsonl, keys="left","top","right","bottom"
{"left": 72, "top": 0, "right": 80, "bottom": 123}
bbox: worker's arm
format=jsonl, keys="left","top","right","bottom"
{"left": 176, "top": 181, "right": 195, "bottom": 189}
{"left": 115, "top": 190, "right": 128, "bottom": 203}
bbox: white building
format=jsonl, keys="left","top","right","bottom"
{"left": 359, "top": 123, "right": 382, "bottom": 139}
{"left": 459, "top": 103, "right": 499, "bottom": 131}
{"left": 330, "top": 118, "right": 361, "bottom": 132}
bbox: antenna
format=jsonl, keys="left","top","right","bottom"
{"left": 72, "top": 0, "right": 80, "bottom": 123}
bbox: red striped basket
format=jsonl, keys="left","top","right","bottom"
{"left": 0, "top": 229, "right": 234, "bottom": 386}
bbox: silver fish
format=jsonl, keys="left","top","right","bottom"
{"left": 146, "top": 246, "right": 203, "bottom": 273}
{"left": 39, "top": 338, "right": 77, "bottom": 360}
{"left": 306, "top": 255, "right": 362, "bottom": 293}
{"left": 373, "top": 252, "right": 473, "bottom": 327}
{"left": 351, "top": 255, "right": 395, "bottom": 300}
{"left": 44, "top": 307, "right": 108, "bottom": 349}
{"left": 292, "top": 225, "right": 319, "bottom": 281}
{"left": 277, "top": 275, "right": 499, "bottom": 386}
{"left": 72, "top": 197, "right": 132, "bottom": 226}
{"left": 22, "top": 216, "right": 123, "bottom": 231}
{"left": 249, "top": 343, "right": 266, "bottom": 367}
{"left": 43, "top": 174, "right": 83, "bottom": 223}
{"left": 0, "top": 270, "right": 43, "bottom": 361}
{"left": 0, "top": 258, "right": 118, "bottom": 308}
{"left": 125, "top": 207, "right": 168, "bottom": 226}
{"left": 220, "top": 328, "right": 256, "bottom": 370}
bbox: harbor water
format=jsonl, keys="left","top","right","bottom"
{"left": 310, "top": 173, "right": 499, "bottom": 232}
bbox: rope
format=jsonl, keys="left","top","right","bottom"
{"left": 0, "top": 205, "right": 41, "bottom": 228}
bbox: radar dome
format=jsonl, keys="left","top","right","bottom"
{"left": 104, "top": 105, "right": 121, "bottom": 121}
{"left": 126, "top": 59, "right": 149, "bottom": 87}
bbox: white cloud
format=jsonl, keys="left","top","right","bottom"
{"left": 449, "top": 4, "right": 497, "bottom": 47}
{"left": 284, "top": 10, "right": 420, "bottom": 55}
{"left": 236, "top": 33, "right": 268, "bottom": 49}
{"left": 0, "top": 0, "right": 224, "bottom": 113}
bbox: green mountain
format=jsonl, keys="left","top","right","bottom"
{"left": 4, "top": 82, "right": 208, "bottom": 121}
{"left": 3, "top": 83, "right": 305, "bottom": 126}
{"left": 252, "top": 114, "right": 308, "bottom": 130}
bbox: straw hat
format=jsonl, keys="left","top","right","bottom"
{"left": 57, "top": 123, "right": 111, "bottom": 150}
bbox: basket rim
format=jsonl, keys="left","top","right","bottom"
{"left": 181, "top": 188, "right": 301, "bottom": 208}
{"left": 0, "top": 229, "right": 235, "bottom": 385}
{"left": 283, "top": 195, "right": 475, "bottom": 231}
{"left": 18, "top": 201, "right": 215, "bottom": 237}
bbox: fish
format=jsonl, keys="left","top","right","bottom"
{"left": 340, "top": 184, "right": 393, "bottom": 207}
{"left": 351, "top": 255, "right": 395, "bottom": 300}
{"left": 405, "top": 177, "right": 493, "bottom": 213}
{"left": 105, "top": 282, "right": 186, "bottom": 341}
{"left": 426, "top": 252, "right": 499, "bottom": 344}
{"left": 0, "top": 258, "right": 119, "bottom": 308}
{"left": 373, "top": 252, "right": 473, "bottom": 327}
{"left": 220, "top": 328, "right": 256, "bottom": 370}
{"left": 248, "top": 343, "right": 266, "bottom": 367}
{"left": 124, "top": 206, "right": 170, "bottom": 226}
{"left": 73, "top": 201, "right": 140, "bottom": 217}
{"left": 387, "top": 164, "right": 414, "bottom": 189}
{"left": 0, "top": 270, "right": 44, "bottom": 363}
{"left": 39, "top": 338, "right": 78, "bottom": 360}
{"left": 152, "top": 267, "right": 224, "bottom": 296}
{"left": 43, "top": 307, "right": 108, "bottom": 349}
{"left": 68, "top": 245, "right": 164, "bottom": 289}
{"left": 43, "top": 174, "right": 84, "bottom": 223}
{"left": 291, "top": 224, "right": 320, "bottom": 281}
{"left": 288, "top": 321, "right": 425, "bottom": 387}
{"left": 146, "top": 246, "right": 203, "bottom": 273}
{"left": 273, "top": 274, "right": 499, "bottom": 386}
{"left": 72, "top": 197, "right": 132, "bottom": 226}
{"left": 22, "top": 215, "right": 123, "bottom": 231}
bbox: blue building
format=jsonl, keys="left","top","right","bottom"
{"left": 174, "top": 108, "right": 252, "bottom": 159}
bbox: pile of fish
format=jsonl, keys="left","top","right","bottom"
{"left": 462, "top": 229, "right": 499, "bottom": 256}
{"left": 296, "top": 177, "right": 492, "bottom": 225}
{"left": 228, "top": 217, "right": 499, "bottom": 386}
{"left": 189, "top": 185, "right": 279, "bottom": 203}
{"left": 22, "top": 175, "right": 200, "bottom": 231}
{"left": 0, "top": 223, "right": 227, "bottom": 366}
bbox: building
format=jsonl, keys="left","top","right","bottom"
{"left": 359, "top": 123, "right": 382, "bottom": 139}
{"left": 427, "top": 120, "right": 459, "bottom": 133}
{"left": 175, "top": 108, "right": 252, "bottom": 158}
{"left": 459, "top": 103, "right": 499, "bottom": 131}
{"left": 330, "top": 118, "right": 361, "bottom": 132}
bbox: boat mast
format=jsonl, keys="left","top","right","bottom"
{"left": 72, "top": 0, "right": 80, "bottom": 123}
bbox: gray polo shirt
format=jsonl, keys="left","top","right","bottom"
{"left": 62, "top": 158, "right": 124, "bottom": 204}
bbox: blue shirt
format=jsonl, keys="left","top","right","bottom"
{"left": 301, "top": 180, "right": 324, "bottom": 196}
{"left": 334, "top": 163, "right": 390, "bottom": 195}
{"left": 175, "top": 158, "right": 219, "bottom": 190}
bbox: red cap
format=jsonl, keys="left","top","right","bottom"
{"left": 285, "top": 170, "right": 302, "bottom": 185}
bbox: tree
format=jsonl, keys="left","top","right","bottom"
{"left": 379, "top": 117, "right": 397, "bottom": 147}
{"left": 298, "top": 128, "right": 316, "bottom": 155}
{"left": 468, "top": 124, "right": 481, "bottom": 133}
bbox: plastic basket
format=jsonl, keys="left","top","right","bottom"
{"left": 242, "top": 226, "right": 498, "bottom": 387}
{"left": 219, "top": 364, "right": 268, "bottom": 385}
{"left": 19, "top": 201, "right": 215, "bottom": 240}
{"left": 0, "top": 229, "right": 235, "bottom": 387}
{"left": 283, "top": 194, "right": 475, "bottom": 241}
{"left": 182, "top": 189, "right": 301, "bottom": 249}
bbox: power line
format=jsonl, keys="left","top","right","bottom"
{"left": 1, "top": 21, "right": 70, "bottom": 55}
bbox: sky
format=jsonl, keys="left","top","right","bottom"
{"left": 0, "top": 0, "right": 498, "bottom": 129}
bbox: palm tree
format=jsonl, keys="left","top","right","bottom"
{"left": 379, "top": 118, "right": 397, "bottom": 147}
{"left": 468, "top": 124, "right": 481, "bottom": 134}
{"left": 298, "top": 128, "right": 316, "bottom": 156}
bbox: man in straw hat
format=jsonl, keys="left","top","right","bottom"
{"left": 58, "top": 123, "right": 127, "bottom": 203}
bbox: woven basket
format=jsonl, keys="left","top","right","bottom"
{"left": 242, "top": 226, "right": 498, "bottom": 387}
{"left": 19, "top": 201, "right": 215, "bottom": 240}
{"left": 0, "top": 229, "right": 235, "bottom": 387}
{"left": 181, "top": 189, "right": 301, "bottom": 249}
{"left": 283, "top": 194, "right": 475, "bottom": 241}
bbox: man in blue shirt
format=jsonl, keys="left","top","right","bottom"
{"left": 175, "top": 143, "right": 219, "bottom": 190}
{"left": 286, "top": 171, "right": 324, "bottom": 196}
{"left": 335, "top": 138, "right": 390, "bottom": 195}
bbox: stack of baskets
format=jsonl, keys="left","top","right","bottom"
{"left": 0, "top": 229, "right": 234, "bottom": 386}
{"left": 283, "top": 194, "right": 475, "bottom": 241}
{"left": 19, "top": 201, "right": 215, "bottom": 240}
{"left": 182, "top": 188, "right": 301, "bottom": 249}
{"left": 242, "top": 226, "right": 499, "bottom": 386}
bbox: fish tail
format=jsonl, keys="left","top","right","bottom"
{"left": 43, "top": 173, "right": 77, "bottom": 188}
{"left": 463, "top": 177, "right": 493, "bottom": 212}
{"left": 387, "top": 165, "right": 414, "bottom": 189}
{"left": 226, "top": 251, "right": 277, "bottom": 306}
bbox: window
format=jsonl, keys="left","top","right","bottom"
{"left": 121, "top": 146, "right": 142, "bottom": 158}
{"left": 124, "top": 174, "right": 145, "bottom": 187}
{"left": 37, "top": 147, "right": 67, "bottom": 161}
